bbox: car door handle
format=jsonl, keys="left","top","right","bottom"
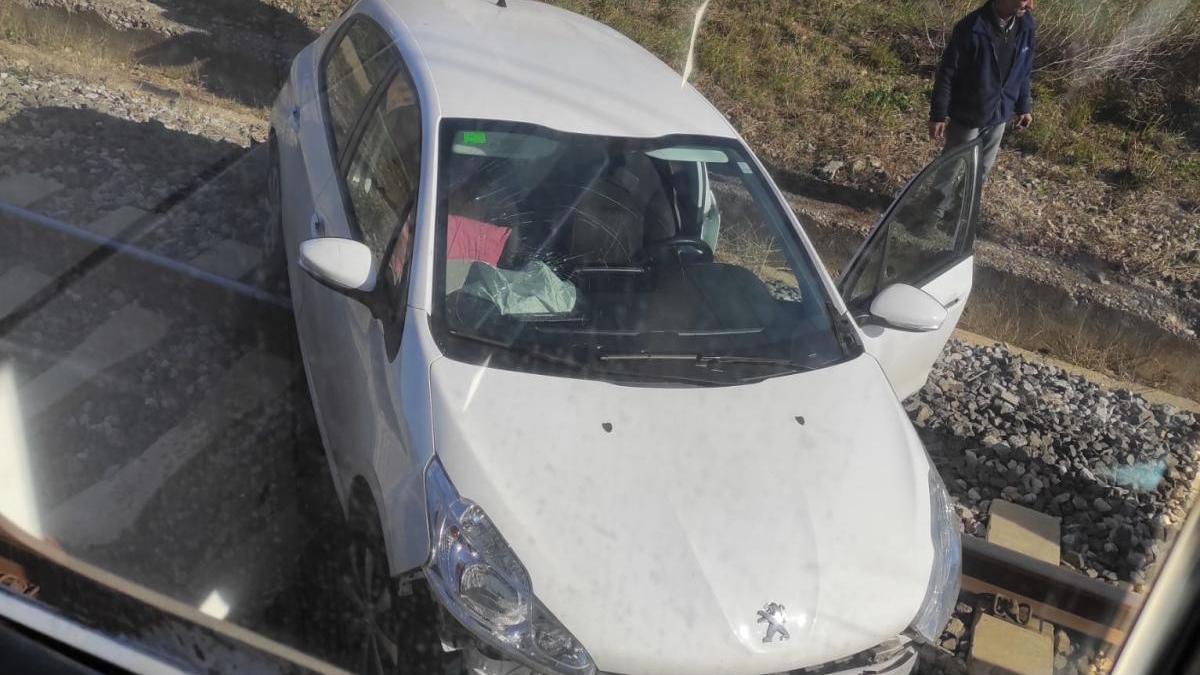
{"left": 310, "top": 213, "right": 325, "bottom": 237}
{"left": 943, "top": 295, "right": 962, "bottom": 308}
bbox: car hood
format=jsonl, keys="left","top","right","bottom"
{"left": 428, "top": 354, "right": 934, "bottom": 675}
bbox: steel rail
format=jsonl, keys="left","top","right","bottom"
{"left": 961, "top": 534, "right": 1145, "bottom": 644}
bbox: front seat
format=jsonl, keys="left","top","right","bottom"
{"left": 567, "top": 174, "right": 644, "bottom": 267}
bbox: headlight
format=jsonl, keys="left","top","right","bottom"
{"left": 908, "top": 467, "right": 961, "bottom": 642}
{"left": 424, "top": 458, "right": 596, "bottom": 675}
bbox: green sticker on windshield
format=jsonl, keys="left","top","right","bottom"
{"left": 462, "top": 131, "right": 487, "bottom": 145}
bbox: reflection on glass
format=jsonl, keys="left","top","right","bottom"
{"left": 0, "top": 361, "right": 41, "bottom": 538}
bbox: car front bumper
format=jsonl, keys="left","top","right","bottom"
{"left": 462, "top": 643, "right": 919, "bottom": 675}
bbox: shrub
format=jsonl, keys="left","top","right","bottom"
{"left": 864, "top": 43, "right": 904, "bottom": 74}
{"left": 1065, "top": 96, "right": 1094, "bottom": 131}
{"left": 1031, "top": 0, "right": 1200, "bottom": 86}
{"left": 862, "top": 86, "right": 914, "bottom": 114}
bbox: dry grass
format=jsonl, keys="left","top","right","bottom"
{"left": 546, "top": 0, "right": 1200, "bottom": 285}
{"left": 958, "top": 277, "right": 1200, "bottom": 400}
{"left": 0, "top": 2, "right": 278, "bottom": 112}
{"left": 0, "top": 2, "right": 119, "bottom": 77}
{"left": 0, "top": 37, "right": 265, "bottom": 128}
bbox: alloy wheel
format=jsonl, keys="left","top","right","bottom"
{"left": 338, "top": 534, "right": 402, "bottom": 674}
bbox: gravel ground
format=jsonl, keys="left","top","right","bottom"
{"left": 0, "top": 44, "right": 333, "bottom": 659}
{"left": 909, "top": 338, "right": 1198, "bottom": 675}
{"left": 911, "top": 339, "right": 1200, "bottom": 588}
{"left": 0, "top": 52, "right": 271, "bottom": 261}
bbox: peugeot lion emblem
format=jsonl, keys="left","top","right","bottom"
{"left": 756, "top": 602, "right": 790, "bottom": 643}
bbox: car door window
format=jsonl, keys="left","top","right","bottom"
{"left": 841, "top": 143, "right": 980, "bottom": 310}
{"left": 323, "top": 17, "right": 395, "bottom": 155}
{"left": 343, "top": 72, "right": 421, "bottom": 260}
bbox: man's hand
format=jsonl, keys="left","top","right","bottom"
{"left": 1014, "top": 113, "right": 1033, "bottom": 131}
{"left": 929, "top": 120, "right": 947, "bottom": 141}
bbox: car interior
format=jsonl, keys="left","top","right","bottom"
{"left": 431, "top": 134, "right": 852, "bottom": 373}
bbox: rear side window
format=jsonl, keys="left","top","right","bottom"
{"left": 322, "top": 17, "right": 395, "bottom": 155}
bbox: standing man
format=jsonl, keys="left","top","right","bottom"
{"left": 930, "top": 0, "right": 1036, "bottom": 182}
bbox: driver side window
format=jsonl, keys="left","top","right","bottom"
{"left": 842, "top": 147, "right": 978, "bottom": 311}
{"left": 342, "top": 72, "right": 421, "bottom": 261}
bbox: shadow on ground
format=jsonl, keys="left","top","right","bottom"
{"left": 0, "top": 103, "right": 444, "bottom": 670}
{"left": 135, "top": 0, "right": 318, "bottom": 107}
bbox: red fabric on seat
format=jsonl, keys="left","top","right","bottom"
{"left": 447, "top": 214, "right": 511, "bottom": 266}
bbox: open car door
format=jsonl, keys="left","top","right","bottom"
{"left": 838, "top": 140, "right": 983, "bottom": 399}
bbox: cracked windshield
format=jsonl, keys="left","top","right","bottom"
{"left": 0, "top": 1, "right": 1198, "bottom": 674}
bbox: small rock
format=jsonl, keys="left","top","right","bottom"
{"left": 817, "top": 160, "right": 844, "bottom": 181}
{"left": 1056, "top": 629, "right": 1071, "bottom": 655}
{"left": 916, "top": 404, "right": 933, "bottom": 426}
{"left": 945, "top": 617, "right": 967, "bottom": 639}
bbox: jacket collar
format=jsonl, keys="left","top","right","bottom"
{"left": 971, "top": 3, "right": 1031, "bottom": 38}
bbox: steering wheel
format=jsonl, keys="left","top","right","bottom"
{"left": 636, "top": 235, "right": 714, "bottom": 266}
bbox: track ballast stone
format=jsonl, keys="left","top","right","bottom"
{"left": 910, "top": 339, "right": 1200, "bottom": 587}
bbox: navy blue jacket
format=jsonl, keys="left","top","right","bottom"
{"left": 930, "top": 3, "right": 1036, "bottom": 127}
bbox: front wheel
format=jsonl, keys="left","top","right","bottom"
{"left": 338, "top": 523, "right": 404, "bottom": 674}
{"left": 326, "top": 506, "right": 449, "bottom": 675}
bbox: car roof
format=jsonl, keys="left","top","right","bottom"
{"left": 372, "top": 0, "right": 739, "bottom": 139}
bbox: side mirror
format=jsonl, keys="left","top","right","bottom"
{"left": 298, "top": 238, "right": 378, "bottom": 294}
{"left": 869, "top": 283, "right": 947, "bottom": 332}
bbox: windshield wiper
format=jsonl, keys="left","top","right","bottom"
{"left": 447, "top": 330, "right": 731, "bottom": 386}
{"left": 597, "top": 352, "right": 814, "bottom": 372}
{"left": 447, "top": 329, "right": 589, "bottom": 370}
{"left": 696, "top": 355, "right": 815, "bottom": 371}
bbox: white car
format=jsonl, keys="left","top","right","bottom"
{"left": 268, "top": 1, "right": 981, "bottom": 673}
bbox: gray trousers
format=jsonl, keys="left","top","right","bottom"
{"left": 944, "top": 121, "right": 1006, "bottom": 182}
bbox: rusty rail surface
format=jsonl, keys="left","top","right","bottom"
{"left": 961, "top": 535, "right": 1145, "bottom": 644}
